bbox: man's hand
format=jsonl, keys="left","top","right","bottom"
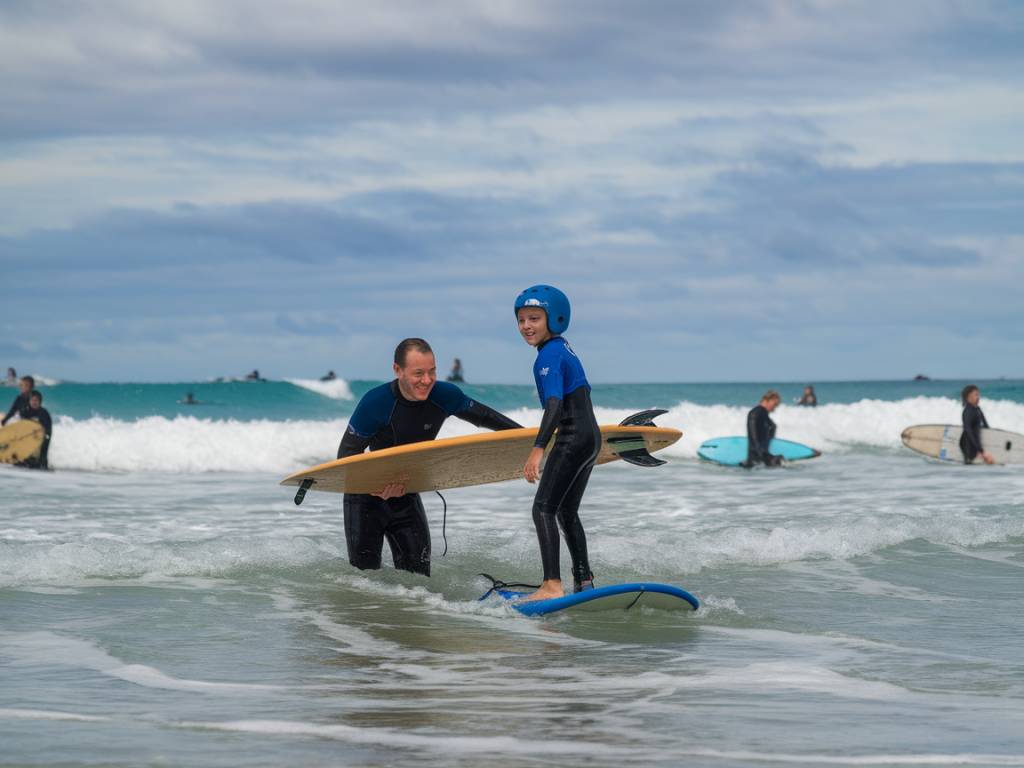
{"left": 373, "top": 482, "right": 406, "bottom": 500}
{"left": 523, "top": 447, "right": 545, "bottom": 483}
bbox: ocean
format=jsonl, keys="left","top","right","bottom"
{"left": 3, "top": 378, "right": 1024, "bottom": 767}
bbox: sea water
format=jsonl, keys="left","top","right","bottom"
{"left": 2, "top": 378, "right": 1024, "bottom": 767}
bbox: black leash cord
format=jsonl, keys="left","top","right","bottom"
{"left": 435, "top": 490, "right": 448, "bottom": 556}
{"left": 479, "top": 573, "right": 544, "bottom": 602}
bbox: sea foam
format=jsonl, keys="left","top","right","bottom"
{"left": 40, "top": 397, "right": 1024, "bottom": 473}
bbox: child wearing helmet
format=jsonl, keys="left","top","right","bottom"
{"left": 515, "top": 285, "right": 600, "bottom": 601}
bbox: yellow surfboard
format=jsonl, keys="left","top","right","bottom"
{"left": 0, "top": 420, "right": 44, "bottom": 465}
{"left": 281, "top": 410, "right": 681, "bottom": 501}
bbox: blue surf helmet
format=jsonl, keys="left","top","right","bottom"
{"left": 514, "top": 285, "right": 571, "bottom": 334}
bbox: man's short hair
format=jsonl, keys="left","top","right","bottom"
{"left": 394, "top": 338, "right": 433, "bottom": 367}
{"left": 762, "top": 389, "right": 781, "bottom": 403}
{"left": 29, "top": 389, "right": 43, "bottom": 404}
{"left": 20, "top": 375, "right": 35, "bottom": 388}
{"left": 961, "top": 384, "right": 979, "bottom": 404}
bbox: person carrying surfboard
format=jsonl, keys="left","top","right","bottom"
{"left": 742, "top": 390, "right": 784, "bottom": 468}
{"left": 515, "top": 285, "right": 600, "bottom": 602}
{"left": 336, "top": 338, "right": 522, "bottom": 576}
{"left": 15, "top": 390, "right": 51, "bottom": 470}
{"left": 1, "top": 375, "right": 34, "bottom": 427}
{"left": 960, "top": 385, "right": 995, "bottom": 465}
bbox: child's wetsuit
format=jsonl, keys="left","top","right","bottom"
{"left": 531, "top": 336, "right": 600, "bottom": 590}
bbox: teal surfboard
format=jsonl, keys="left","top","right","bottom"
{"left": 698, "top": 436, "right": 820, "bottom": 466}
{"left": 481, "top": 582, "right": 699, "bottom": 617}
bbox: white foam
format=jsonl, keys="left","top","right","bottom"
{"left": 36, "top": 395, "right": 1024, "bottom": 472}
{"left": 0, "top": 708, "right": 108, "bottom": 722}
{"left": 287, "top": 378, "right": 353, "bottom": 400}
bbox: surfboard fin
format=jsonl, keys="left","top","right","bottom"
{"left": 612, "top": 409, "right": 670, "bottom": 467}
{"left": 293, "top": 478, "right": 314, "bottom": 505}
{"left": 618, "top": 409, "right": 668, "bottom": 427}
{"left": 608, "top": 436, "right": 667, "bottom": 467}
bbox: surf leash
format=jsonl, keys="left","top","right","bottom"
{"left": 435, "top": 491, "right": 448, "bottom": 556}
{"left": 477, "top": 573, "right": 541, "bottom": 601}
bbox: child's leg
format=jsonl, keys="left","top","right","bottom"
{"left": 556, "top": 464, "right": 594, "bottom": 589}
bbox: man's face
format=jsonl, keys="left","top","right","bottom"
{"left": 967, "top": 389, "right": 981, "bottom": 406}
{"left": 517, "top": 308, "right": 550, "bottom": 347}
{"left": 394, "top": 350, "right": 437, "bottom": 401}
{"left": 19, "top": 380, "right": 31, "bottom": 395}
{"left": 29, "top": 395, "right": 41, "bottom": 410}
{"left": 764, "top": 397, "right": 780, "bottom": 413}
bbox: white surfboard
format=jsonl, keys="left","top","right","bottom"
{"left": 901, "top": 424, "right": 1024, "bottom": 465}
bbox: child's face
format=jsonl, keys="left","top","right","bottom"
{"left": 517, "top": 308, "right": 551, "bottom": 347}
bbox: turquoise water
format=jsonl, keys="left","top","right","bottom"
{"left": 23, "top": 377, "right": 1024, "bottom": 422}
{"left": 3, "top": 378, "right": 1024, "bottom": 766}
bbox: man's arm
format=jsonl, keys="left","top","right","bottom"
{"left": 455, "top": 400, "right": 523, "bottom": 432}
{"left": 2, "top": 396, "right": 22, "bottom": 426}
{"left": 338, "top": 425, "right": 372, "bottom": 459}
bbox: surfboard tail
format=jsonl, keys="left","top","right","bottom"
{"left": 612, "top": 409, "right": 671, "bottom": 466}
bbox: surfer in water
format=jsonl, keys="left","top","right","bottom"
{"left": 2, "top": 375, "right": 34, "bottom": 427}
{"left": 797, "top": 385, "right": 818, "bottom": 406}
{"left": 337, "top": 338, "right": 522, "bottom": 576}
{"left": 16, "top": 390, "right": 51, "bottom": 470}
{"left": 742, "top": 390, "right": 783, "bottom": 468}
{"left": 320, "top": 370, "right": 337, "bottom": 381}
{"left": 446, "top": 358, "right": 464, "bottom": 383}
{"left": 960, "top": 384, "right": 995, "bottom": 465}
{"left": 516, "top": 285, "right": 600, "bottom": 601}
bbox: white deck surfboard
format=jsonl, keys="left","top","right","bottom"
{"left": 281, "top": 420, "right": 681, "bottom": 498}
{"left": 901, "top": 424, "right": 1024, "bottom": 465}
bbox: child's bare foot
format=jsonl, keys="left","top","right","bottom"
{"left": 518, "top": 579, "right": 564, "bottom": 603}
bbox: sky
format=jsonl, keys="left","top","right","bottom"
{"left": 1, "top": 0, "right": 1022, "bottom": 384}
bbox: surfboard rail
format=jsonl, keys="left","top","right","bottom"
{"left": 281, "top": 423, "right": 682, "bottom": 497}
{"left": 484, "top": 582, "right": 700, "bottom": 616}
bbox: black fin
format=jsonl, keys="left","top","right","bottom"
{"left": 293, "top": 478, "right": 314, "bottom": 506}
{"left": 607, "top": 436, "right": 667, "bottom": 467}
{"left": 618, "top": 408, "right": 668, "bottom": 427}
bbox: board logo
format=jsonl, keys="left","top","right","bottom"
{"left": 524, "top": 298, "right": 545, "bottom": 307}
{"left": 423, "top": 423, "right": 433, "bottom": 430}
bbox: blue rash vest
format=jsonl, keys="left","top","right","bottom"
{"left": 533, "top": 336, "right": 590, "bottom": 406}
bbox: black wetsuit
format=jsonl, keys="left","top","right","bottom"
{"left": 959, "top": 403, "right": 989, "bottom": 464}
{"left": 531, "top": 336, "right": 600, "bottom": 590}
{"left": 338, "top": 380, "right": 520, "bottom": 575}
{"left": 2, "top": 393, "right": 29, "bottom": 426}
{"left": 744, "top": 404, "right": 781, "bottom": 468}
{"left": 17, "top": 405, "right": 51, "bottom": 470}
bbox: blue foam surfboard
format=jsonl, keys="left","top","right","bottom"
{"left": 482, "top": 582, "right": 700, "bottom": 617}
{"left": 698, "top": 436, "right": 820, "bottom": 466}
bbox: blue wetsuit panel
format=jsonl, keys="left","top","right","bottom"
{"left": 533, "top": 337, "right": 590, "bottom": 406}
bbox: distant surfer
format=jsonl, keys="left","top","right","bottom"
{"left": 1, "top": 375, "right": 34, "bottom": 426}
{"left": 742, "top": 390, "right": 783, "bottom": 468}
{"left": 797, "top": 385, "right": 817, "bottom": 407}
{"left": 516, "top": 285, "right": 599, "bottom": 602}
{"left": 181, "top": 392, "right": 199, "bottom": 405}
{"left": 245, "top": 370, "right": 263, "bottom": 381}
{"left": 446, "top": 358, "right": 464, "bottom": 383}
{"left": 16, "top": 390, "right": 51, "bottom": 470}
{"left": 960, "top": 384, "right": 994, "bottom": 465}
{"left": 337, "top": 338, "right": 522, "bottom": 576}
{"left": 320, "top": 370, "right": 337, "bottom": 382}
{"left": 4, "top": 368, "right": 15, "bottom": 386}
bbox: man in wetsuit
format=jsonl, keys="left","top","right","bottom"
{"left": 959, "top": 384, "right": 995, "bottom": 465}
{"left": 743, "top": 390, "right": 783, "bottom": 468}
{"left": 16, "top": 390, "right": 52, "bottom": 470}
{"left": 337, "top": 338, "right": 522, "bottom": 576}
{"left": 2, "top": 375, "right": 34, "bottom": 426}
